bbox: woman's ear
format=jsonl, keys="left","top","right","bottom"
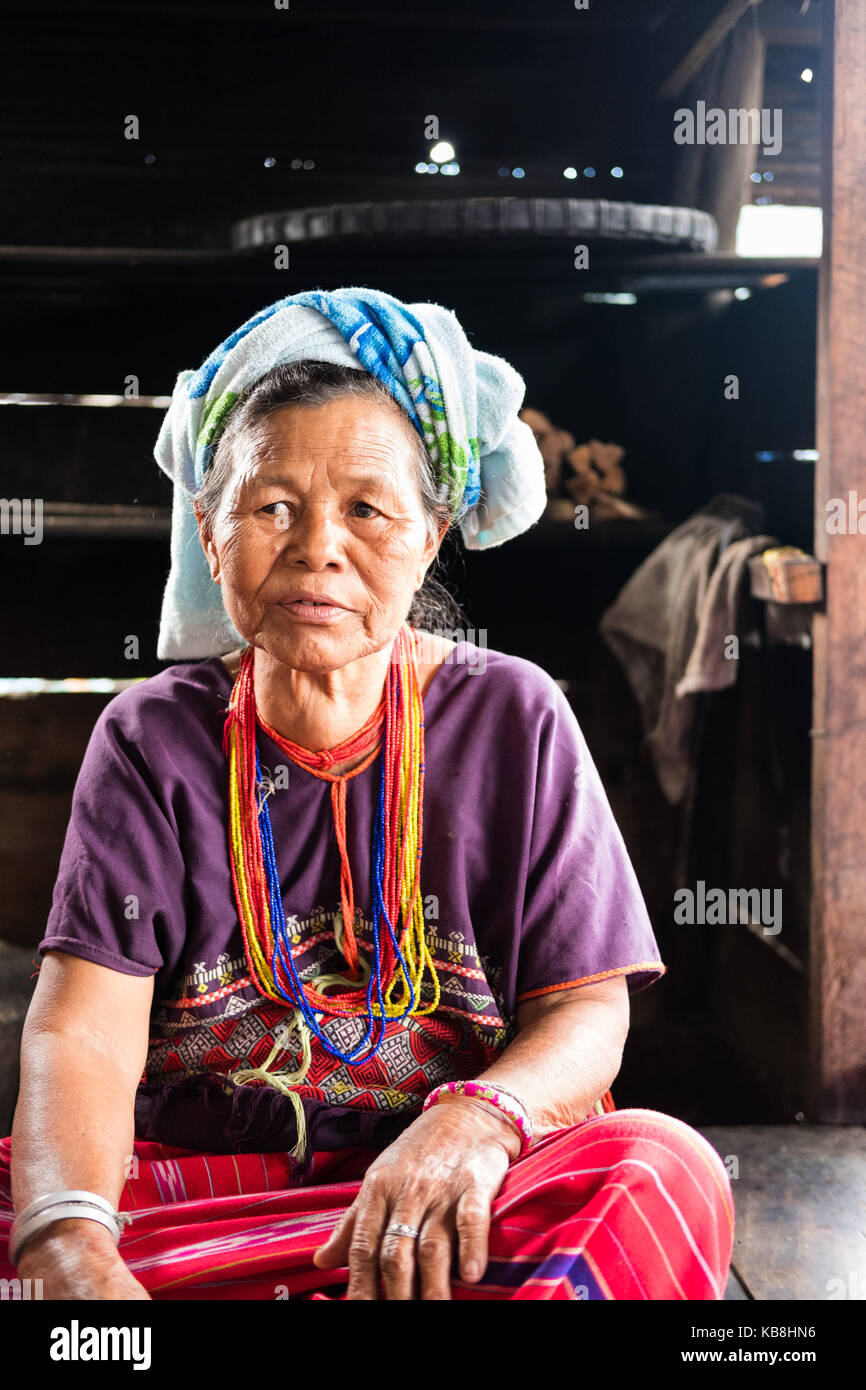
{"left": 194, "top": 502, "right": 221, "bottom": 585}
{"left": 416, "top": 521, "right": 448, "bottom": 589}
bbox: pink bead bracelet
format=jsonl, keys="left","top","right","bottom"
{"left": 422, "top": 1079, "right": 533, "bottom": 1154}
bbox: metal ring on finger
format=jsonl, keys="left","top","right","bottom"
{"left": 385, "top": 1222, "right": 421, "bottom": 1240}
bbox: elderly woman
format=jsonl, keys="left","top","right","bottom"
{"left": 1, "top": 289, "right": 732, "bottom": 1300}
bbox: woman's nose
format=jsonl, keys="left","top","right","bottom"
{"left": 287, "top": 503, "right": 344, "bottom": 567}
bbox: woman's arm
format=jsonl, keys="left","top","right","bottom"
{"left": 11, "top": 950, "right": 154, "bottom": 1299}
{"left": 314, "top": 974, "right": 629, "bottom": 1299}
{"left": 482, "top": 973, "right": 630, "bottom": 1133}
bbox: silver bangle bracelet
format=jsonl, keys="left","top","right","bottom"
{"left": 10, "top": 1191, "right": 129, "bottom": 1266}
{"left": 15, "top": 1189, "right": 118, "bottom": 1226}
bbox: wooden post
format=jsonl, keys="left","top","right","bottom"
{"left": 669, "top": 6, "right": 767, "bottom": 252}
{"left": 811, "top": 0, "right": 866, "bottom": 1121}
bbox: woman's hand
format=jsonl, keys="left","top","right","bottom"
{"left": 313, "top": 1095, "right": 522, "bottom": 1300}
{"left": 15, "top": 1219, "right": 151, "bottom": 1300}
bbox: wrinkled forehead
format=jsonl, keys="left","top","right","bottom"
{"left": 228, "top": 399, "right": 421, "bottom": 491}
{"left": 216, "top": 397, "right": 422, "bottom": 500}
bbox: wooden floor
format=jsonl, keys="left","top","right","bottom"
{"left": 700, "top": 1126, "right": 866, "bottom": 1301}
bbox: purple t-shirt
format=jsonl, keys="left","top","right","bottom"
{"left": 39, "top": 638, "right": 664, "bottom": 1152}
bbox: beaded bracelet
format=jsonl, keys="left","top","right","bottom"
{"left": 422, "top": 1080, "right": 533, "bottom": 1155}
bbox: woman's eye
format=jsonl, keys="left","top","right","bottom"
{"left": 257, "top": 500, "right": 380, "bottom": 522}
{"left": 258, "top": 501, "right": 294, "bottom": 531}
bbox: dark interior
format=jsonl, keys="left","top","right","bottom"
{"left": 0, "top": 0, "right": 826, "bottom": 1136}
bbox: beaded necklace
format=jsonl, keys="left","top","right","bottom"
{"left": 222, "top": 621, "right": 440, "bottom": 1066}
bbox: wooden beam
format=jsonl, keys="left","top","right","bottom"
{"left": 39, "top": 504, "right": 171, "bottom": 540}
{"left": 659, "top": 0, "right": 764, "bottom": 98}
{"left": 759, "top": 25, "right": 821, "bottom": 47}
{"left": 811, "top": 0, "right": 866, "bottom": 1121}
{"left": 668, "top": 5, "right": 767, "bottom": 251}
{"left": 758, "top": 0, "right": 821, "bottom": 48}
{"left": 748, "top": 547, "right": 824, "bottom": 603}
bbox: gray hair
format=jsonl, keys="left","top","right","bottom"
{"left": 195, "top": 359, "right": 465, "bottom": 632}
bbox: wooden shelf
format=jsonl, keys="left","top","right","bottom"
{"left": 231, "top": 196, "right": 719, "bottom": 254}
{"left": 39, "top": 503, "right": 170, "bottom": 540}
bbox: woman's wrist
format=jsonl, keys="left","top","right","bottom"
{"left": 10, "top": 1189, "right": 129, "bottom": 1266}
{"left": 423, "top": 1079, "right": 533, "bottom": 1156}
{"left": 423, "top": 1090, "right": 523, "bottom": 1160}
{"left": 15, "top": 1217, "right": 121, "bottom": 1274}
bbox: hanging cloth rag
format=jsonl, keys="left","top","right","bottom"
{"left": 600, "top": 494, "right": 778, "bottom": 804}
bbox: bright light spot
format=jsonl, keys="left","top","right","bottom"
{"left": 427, "top": 162, "right": 439, "bottom": 174}
{"left": 756, "top": 449, "right": 819, "bottom": 464}
{"left": 610, "top": 166, "right": 623, "bottom": 178}
{"left": 734, "top": 287, "right": 752, "bottom": 300}
{"left": 80, "top": 394, "right": 134, "bottom": 407}
{"left": 763, "top": 171, "right": 774, "bottom": 182}
{"left": 735, "top": 204, "right": 823, "bottom": 257}
{"left": 563, "top": 166, "right": 578, "bottom": 179}
{"left": 583, "top": 292, "right": 638, "bottom": 306}
{"left": 583, "top": 166, "right": 596, "bottom": 178}
{"left": 430, "top": 141, "right": 455, "bottom": 163}
{"left": 800, "top": 67, "right": 813, "bottom": 83}
{"left": 0, "top": 392, "right": 171, "bottom": 408}
{"left": 264, "top": 157, "right": 276, "bottom": 168}
{"left": 512, "top": 167, "right": 525, "bottom": 178}
{"left": 0, "top": 677, "right": 145, "bottom": 697}
{"left": 441, "top": 162, "right": 460, "bottom": 175}
{"left": 414, "top": 162, "right": 427, "bottom": 174}
{"left": 750, "top": 172, "right": 762, "bottom": 183}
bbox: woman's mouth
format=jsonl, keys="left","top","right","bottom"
{"left": 280, "top": 598, "right": 349, "bottom": 624}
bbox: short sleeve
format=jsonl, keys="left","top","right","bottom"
{"left": 38, "top": 696, "right": 187, "bottom": 980}
{"left": 516, "top": 680, "right": 665, "bottom": 1002}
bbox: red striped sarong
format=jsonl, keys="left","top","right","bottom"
{"left": 0, "top": 1109, "right": 733, "bottom": 1300}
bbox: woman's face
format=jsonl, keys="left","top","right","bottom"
{"left": 196, "top": 395, "right": 445, "bottom": 673}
